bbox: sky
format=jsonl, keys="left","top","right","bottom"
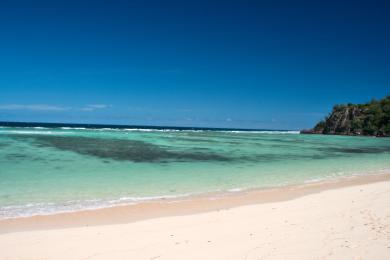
{"left": 0, "top": 0, "right": 389, "bottom": 130}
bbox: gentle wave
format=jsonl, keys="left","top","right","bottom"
{"left": 0, "top": 193, "right": 192, "bottom": 219}
{"left": 226, "top": 188, "right": 243, "bottom": 192}
{"left": 60, "top": 127, "right": 87, "bottom": 130}
{"left": 112, "top": 128, "right": 299, "bottom": 134}
{"left": 0, "top": 127, "right": 300, "bottom": 134}
{"left": 0, "top": 130, "right": 74, "bottom": 135}
{"left": 220, "top": 130, "right": 300, "bottom": 134}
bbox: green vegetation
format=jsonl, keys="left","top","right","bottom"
{"left": 304, "top": 95, "right": 390, "bottom": 137}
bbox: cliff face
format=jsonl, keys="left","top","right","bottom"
{"left": 302, "top": 95, "right": 390, "bottom": 137}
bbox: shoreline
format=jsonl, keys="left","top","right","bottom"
{"left": 1, "top": 174, "right": 390, "bottom": 259}
{"left": 1, "top": 172, "right": 390, "bottom": 234}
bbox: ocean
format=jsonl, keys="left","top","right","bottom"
{"left": 0, "top": 122, "right": 389, "bottom": 218}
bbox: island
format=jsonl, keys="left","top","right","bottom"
{"left": 301, "top": 95, "right": 390, "bottom": 137}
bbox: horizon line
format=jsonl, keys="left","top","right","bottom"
{"left": 0, "top": 120, "right": 299, "bottom": 132}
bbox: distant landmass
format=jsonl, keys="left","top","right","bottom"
{"left": 301, "top": 95, "right": 390, "bottom": 137}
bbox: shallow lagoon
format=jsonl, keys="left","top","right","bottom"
{"left": 1, "top": 126, "right": 389, "bottom": 218}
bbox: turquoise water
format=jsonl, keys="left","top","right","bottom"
{"left": 0, "top": 126, "right": 390, "bottom": 218}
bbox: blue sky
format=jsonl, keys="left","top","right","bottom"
{"left": 0, "top": 0, "right": 389, "bottom": 129}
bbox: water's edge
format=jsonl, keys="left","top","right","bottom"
{"left": 1, "top": 172, "right": 389, "bottom": 234}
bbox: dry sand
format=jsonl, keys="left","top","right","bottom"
{"left": 1, "top": 176, "right": 390, "bottom": 259}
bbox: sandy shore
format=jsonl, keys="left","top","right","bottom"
{"left": 1, "top": 175, "right": 390, "bottom": 259}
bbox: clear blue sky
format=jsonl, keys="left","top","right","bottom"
{"left": 0, "top": 0, "right": 389, "bottom": 129}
